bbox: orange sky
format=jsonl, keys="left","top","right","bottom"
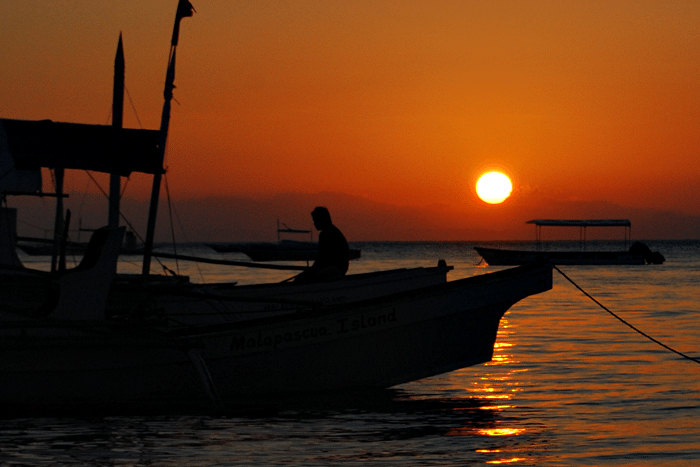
{"left": 2, "top": 1, "right": 700, "bottom": 240}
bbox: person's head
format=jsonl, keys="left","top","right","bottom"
{"left": 311, "top": 206, "right": 332, "bottom": 231}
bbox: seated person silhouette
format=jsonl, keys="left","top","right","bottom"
{"left": 294, "top": 207, "right": 349, "bottom": 283}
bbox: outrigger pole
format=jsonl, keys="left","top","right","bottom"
{"left": 109, "top": 33, "right": 125, "bottom": 229}
{"left": 141, "top": 0, "right": 195, "bottom": 282}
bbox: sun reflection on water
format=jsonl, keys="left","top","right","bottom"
{"left": 480, "top": 404, "right": 514, "bottom": 410}
{"left": 478, "top": 394, "right": 512, "bottom": 400}
{"left": 477, "top": 449, "right": 531, "bottom": 465}
{"left": 479, "top": 427, "right": 525, "bottom": 437}
{"left": 486, "top": 457, "right": 527, "bottom": 464}
{"left": 445, "top": 426, "right": 525, "bottom": 437}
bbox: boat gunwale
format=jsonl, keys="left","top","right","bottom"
{"left": 148, "top": 264, "right": 455, "bottom": 292}
{"left": 164, "top": 262, "right": 553, "bottom": 338}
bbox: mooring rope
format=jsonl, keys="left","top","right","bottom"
{"left": 553, "top": 265, "right": 700, "bottom": 366}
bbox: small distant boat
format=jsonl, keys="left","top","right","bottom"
{"left": 475, "top": 219, "right": 665, "bottom": 266}
{"left": 207, "top": 220, "right": 361, "bottom": 262}
{"left": 16, "top": 230, "right": 145, "bottom": 256}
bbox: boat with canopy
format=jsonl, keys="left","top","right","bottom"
{"left": 475, "top": 219, "right": 665, "bottom": 265}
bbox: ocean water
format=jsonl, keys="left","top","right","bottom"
{"left": 3, "top": 240, "right": 699, "bottom": 466}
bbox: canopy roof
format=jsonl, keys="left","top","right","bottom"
{"left": 1, "top": 118, "right": 162, "bottom": 176}
{"left": 526, "top": 219, "right": 631, "bottom": 227}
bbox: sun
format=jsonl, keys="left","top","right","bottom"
{"left": 476, "top": 171, "right": 512, "bottom": 204}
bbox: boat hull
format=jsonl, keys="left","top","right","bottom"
{"left": 207, "top": 241, "right": 361, "bottom": 262}
{"left": 475, "top": 246, "right": 646, "bottom": 265}
{"left": 107, "top": 265, "right": 453, "bottom": 324}
{"left": 0, "top": 263, "right": 552, "bottom": 407}
{"left": 0, "top": 332, "right": 204, "bottom": 407}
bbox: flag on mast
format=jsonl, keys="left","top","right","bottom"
{"left": 171, "top": 0, "right": 195, "bottom": 46}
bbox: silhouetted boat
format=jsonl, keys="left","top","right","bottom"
{"left": 207, "top": 220, "right": 361, "bottom": 262}
{"left": 1, "top": 261, "right": 551, "bottom": 409}
{"left": 208, "top": 240, "right": 362, "bottom": 262}
{"left": 16, "top": 231, "right": 145, "bottom": 256}
{"left": 475, "top": 219, "right": 665, "bottom": 265}
{"left": 0, "top": 2, "right": 553, "bottom": 412}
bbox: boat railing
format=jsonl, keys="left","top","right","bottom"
{"left": 527, "top": 219, "right": 632, "bottom": 252}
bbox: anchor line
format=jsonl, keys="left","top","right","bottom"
{"left": 553, "top": 265, "right": 700, "bottom": 366}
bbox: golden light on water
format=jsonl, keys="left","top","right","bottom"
{"left": 446, "top": 426, "right": 525, "bottom": 437}
{"left": 486, "top": 457, "right": 527, "bottom": 464}
{"left": 479, "top": 405, "right": 515, "bottom": 411}
{"left": 479, "top": 428, "right": 525, "bottom": 437}
{"left": 476, "top": 171, "right": 513, "bottom": 204}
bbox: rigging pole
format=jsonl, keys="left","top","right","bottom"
{"left": 141, "top": 0, "right": 194, "bottom": 281}
{"left": 109, "top": 34, "right": 125, "bottom": 228}
{"left": 50, "top": 168, "right": 64, "bottom": 273}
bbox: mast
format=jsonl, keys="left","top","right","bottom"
{"left": 50, "top": 167, "right": 64, "bottom": 273}
{"left": 109, "top": 34, "right": 125, "bottom": 228}
{"left": 141, "top": 0, "right": 194, "bottom": 281}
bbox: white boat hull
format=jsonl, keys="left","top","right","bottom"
{"left": 0, "top": 263, "right": 552, "bottom": 408}
{"left": 107, "top": 264, "right": 454, "bottom": 324}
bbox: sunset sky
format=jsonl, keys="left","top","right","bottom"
{"left": 2, "top": 1, "right": 699, "bottom": 240}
